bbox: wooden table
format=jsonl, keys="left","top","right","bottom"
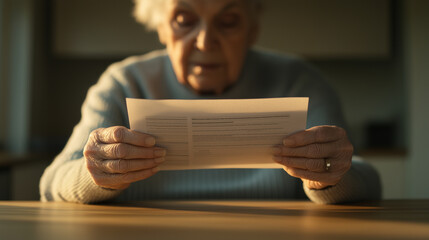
{"left": 1, "top": 200, "right": 428, "bottom": 240}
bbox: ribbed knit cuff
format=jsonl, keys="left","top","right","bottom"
{"left": 64, "top": 161, "right": 123, "bottom": 204}
{"left": 303, "top": 165, "right": 367, "bottom": 204}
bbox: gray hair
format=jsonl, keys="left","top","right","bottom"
{"left": 133, "top": 0, "right": 262, "bottom": 31}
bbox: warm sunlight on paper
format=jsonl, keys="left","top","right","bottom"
{"left": 127, "top": 98, "right": 308, "bottom": 170}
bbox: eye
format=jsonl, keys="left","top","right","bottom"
{"left": 173, "top": 11, "right": 198, "bottom": 28}
{"left": 218, "top": 14, "right": 240, "bottom": 29}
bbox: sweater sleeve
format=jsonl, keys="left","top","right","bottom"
{"left": 304, "top": 157, "right": 382, "bottom": 204}
{"left": 39, "top": 67, "right": 131, "bottom": 203}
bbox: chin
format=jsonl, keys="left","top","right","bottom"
{"left": 188, "top": 78, "right": 226, "bottom": 95}
{"left": 190, "top": 85, "right": 224, "bottom": 95}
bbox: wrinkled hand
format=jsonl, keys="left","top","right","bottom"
{"left": 84, "top": 126, "right": 166, "bottom": 190}
{"left": 273, "top": 126, "right": 353, "bottom": 189}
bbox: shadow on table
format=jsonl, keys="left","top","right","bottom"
{"left": 102, "top": 199, "right": 429, "bottom": 224}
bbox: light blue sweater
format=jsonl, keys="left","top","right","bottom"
{"left": 39, "top": 49, "right": 381, "bottom": 204}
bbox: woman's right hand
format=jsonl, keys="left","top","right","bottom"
{"left": 83, "top": 126, "right": 166, "bottom": 190}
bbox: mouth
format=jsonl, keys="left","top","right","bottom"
{"left": 189, "top": 62, "right": 222, "bottom": 75}
{"left": 191, "top": 62, "right": 221, "bottom": 69}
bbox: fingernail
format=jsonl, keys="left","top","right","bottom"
{"left": 272, "top": 156, "right": 282, "bottom": 163}
{"left": 154, "top": 157, "right": 165, "bottom": 163}
{"left": 154, "top": 149, "right": 166, "bottom": 157}
{"left": 145, "top": 137, "right": 156, "bottom": 146}
{"left": 272, "top": 147, "right": 281, "bottom": 155}
{"left": 283, "top": 138, "right": 294, "bottom": 146}
{"left": 151, "top": 166, "right": 160, "bottom": 173}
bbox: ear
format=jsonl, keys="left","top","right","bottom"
{"left": 157, "top": 24, "right": 167, "bottom": 45}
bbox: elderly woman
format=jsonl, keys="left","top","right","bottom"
{"left": 40, "top": 0, "right": 381, "bottom": 204}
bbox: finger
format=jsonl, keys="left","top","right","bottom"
{"left": 93, "top": 167, "right": 160, "bottom": 189}
{"left": 101, "top": 158, "right": 165, "bottom": 174}
{"left": 91, "top": 126, "right": 156, "bottom": 147}
{"left": 283, "top": 166, "right": 342, "bottom": 186}
{"left": 273, "top": 156, "right": 326, "bottom": 172}
{"left": 98, "top": 143, "right": 166, "bottom": 159}
{"left": 303, "top": 179, "right": 333, "bottom": 190}
{"left": 283, "top": 126, "right": 346, "bottom": 147}
{"left": 276, "top": 141, "right": 339, "bottom": 159}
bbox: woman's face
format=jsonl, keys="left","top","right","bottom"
{"left": 158, "top": 0, "right": 258, "bottom": 94}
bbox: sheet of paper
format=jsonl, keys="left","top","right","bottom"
{"left": 126, "top": 97, "right": 308, "bottom": 170}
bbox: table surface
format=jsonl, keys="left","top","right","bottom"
{"left": 1, "top": 200, "right": 428, "bottom": 240}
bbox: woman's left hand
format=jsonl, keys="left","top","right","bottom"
{"left": 273, "top": 125, "right": 354, "bottom": 189}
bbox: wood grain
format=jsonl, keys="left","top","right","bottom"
{"left": 1, "top": 200, "right": 428, "bottom": 240}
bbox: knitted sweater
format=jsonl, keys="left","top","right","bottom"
{"left": 39, "top": 49, "right": 381, "bottom": 204}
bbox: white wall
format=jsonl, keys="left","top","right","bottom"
{"left": 405, "top": 0, "right": 429, "bottom": 198}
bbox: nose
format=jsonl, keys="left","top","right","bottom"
{"left": 195, "top": 23, "right": 217, "bottom": 51}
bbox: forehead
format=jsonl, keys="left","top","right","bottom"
{"left": 167, "top": 0, "right": 248, "bottom": 13}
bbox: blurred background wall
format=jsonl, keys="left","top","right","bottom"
{"left": 0, "top": 0, "right": 428, "bottom": 200}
